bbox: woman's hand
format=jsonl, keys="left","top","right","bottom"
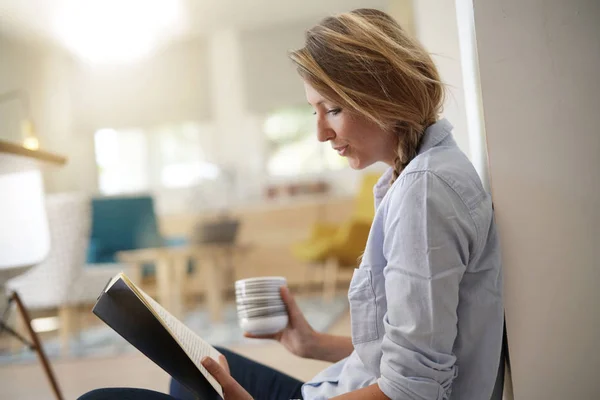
{"left": 201, "top": 355, "right": 253, "bottom": 400}
{"left": 244, "top": 286, "right": 318, "bottom": 359}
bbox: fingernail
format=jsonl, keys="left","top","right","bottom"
{"left": 201, "top": 357, "right": 213, "bottom": 366}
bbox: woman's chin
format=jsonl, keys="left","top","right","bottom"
{"left": 348, "top": 157, "right": 366, "bottom": 170}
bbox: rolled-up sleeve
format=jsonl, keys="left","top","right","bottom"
{"left": 377, "top": 171, "right": 475, "bottom": 400}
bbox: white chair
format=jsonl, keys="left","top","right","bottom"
{"left": 0, "top": 159, "right": 63, "bottom": 399}
{"left": 0, "top": 167, "right": 50, "bottom": 301}
{"left": 6, "top": 192, "right": 125, "bottom": 353}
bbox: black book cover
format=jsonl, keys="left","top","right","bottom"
{"left": 92, "top": 277, "right": 221, "bottom": 399}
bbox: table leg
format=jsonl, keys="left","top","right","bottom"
{"left": 128, "top": 261, "right": 143, "bottom": 286}
{"left": 323, "top": 257, "right": 338, "bottom": 302}
{"left": 171, "top": 254, "right": 187, "bottom": 319}
{"left": 201, "top": 254, "right": 223, "bottom": 323}
{"left": 155, "top": 257, "right": 172, "bottom": 312}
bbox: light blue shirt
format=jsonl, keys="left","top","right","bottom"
{"left": 302, "top": 119, "right": 503, "bottom": 400}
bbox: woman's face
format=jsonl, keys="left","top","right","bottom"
{"left": 304, "top": 82, "right": 397, "bottom": 169}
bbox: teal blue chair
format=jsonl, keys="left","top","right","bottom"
{"left": 86, "top": 195, "right": 186, "bottom": 276}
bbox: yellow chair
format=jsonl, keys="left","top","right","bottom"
{"left": 292, "top": 173, "right": 381, "bottom": 300}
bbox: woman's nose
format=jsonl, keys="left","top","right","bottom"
{"left": 316, "top": 118, "right": 335, "bottom": 142}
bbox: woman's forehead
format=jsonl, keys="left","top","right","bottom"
{"left": 304, "top": 81, "right": 327, "bottom": 106}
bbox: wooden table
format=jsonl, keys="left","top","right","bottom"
{"left": 117, "top": 243, "right": 251, "bottom": 322}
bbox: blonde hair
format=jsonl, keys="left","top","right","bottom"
{"left": 289, "top": 8, "right": 444, "bottom": 182}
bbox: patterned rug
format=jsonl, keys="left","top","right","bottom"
{"left": 0, "top": 294, "right": 348, "bottom": 365}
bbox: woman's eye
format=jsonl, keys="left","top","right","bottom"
{"left": 327, "top": 108, "right": 341, "bottom": 116}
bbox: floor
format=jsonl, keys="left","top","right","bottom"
{"left": 0, "top": 295, "right": 351, "bottom": 400}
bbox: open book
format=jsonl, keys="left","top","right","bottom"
{"left": 93, "top": 272, "right": 224, "bottom": 399}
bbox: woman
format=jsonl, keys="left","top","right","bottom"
{"left": 80, "top": 8, "right": 503, "bottom": 400}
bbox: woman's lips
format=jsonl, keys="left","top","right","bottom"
{"left": 334, "top": 145, "right": 349, "bottom": 156}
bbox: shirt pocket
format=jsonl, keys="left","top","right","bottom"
{"left": 348, "top": 267, "right": 378, "bottom": 344}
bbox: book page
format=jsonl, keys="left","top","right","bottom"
{"left": 140, "top": 291, "right": 224, "bottom": 398}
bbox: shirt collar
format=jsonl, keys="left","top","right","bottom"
{"left": 372, "top": 118, "right": 453, "bottom": 206}
{"left": 373, "top": 167, "right": 394, "bottom": 205}
{"left": 418, "top": 118, "right": 453, "bottom": 155}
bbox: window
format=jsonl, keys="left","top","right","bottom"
{"left": 94, "top": 122, "right": 216, "bottom": 195}
{"left": 265, "top": 105, "right": 347, "bottom": 177}
{"left": 94, "top": 128, "right": 148, "bottom": 195}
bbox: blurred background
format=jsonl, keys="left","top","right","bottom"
{"left": 0, "top": 0, "right": 480, "bottom": 210}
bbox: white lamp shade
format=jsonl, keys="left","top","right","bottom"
{"left": 0, "top": 169, "right": 50, "bottom": 271}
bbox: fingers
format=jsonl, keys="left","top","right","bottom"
{"left": 218, "top": 354, "right": 230, "bottom": 375}
{"left": 279, "top": 286, "right": 304, "bottom": 323}
{"left": 201, "top": 356, "right": 231, "bottom": 387}
{"left": 201, "top": 356, "right": 253, "bottom": 400}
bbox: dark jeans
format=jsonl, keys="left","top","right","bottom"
{"left": 78, "top": 347, "right": 304, "bottom": 400}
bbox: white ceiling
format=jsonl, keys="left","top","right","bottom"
{"left": 0, "top": 0, "right": 389, "bottom": 47}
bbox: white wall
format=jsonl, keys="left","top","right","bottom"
{"left": 240, "top": 21, "right": 309, "bottom": 114}
{"left": 35, "top": 50, "right": 81, "bottom": 193}
{"left": 474, "top": 1, "right": 600, "bottom": 399}
{"left": 0, "top": 35, "right": 84, "bottom": 191}
{"left": 70, "top": 38, "right": 212, "bottom": 130}
{"left": 455, "top": 0, "right": 489, "bottom": 192}
{"left": 411, "top": 0, "right": 470, "bottom": 156}
{"left": 0, "top": 36, "right": 44, "bottom": 144}
{"left": 388, "top": 0, "right": 416, "bottom": 37}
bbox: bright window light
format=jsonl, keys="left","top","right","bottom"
{"left": 94, "top": 123, "right": 212, "bottom": 194}
{"left": 265, "top": 106, "right": 347, "bottom": 177}
{"left": 53, "top": 0, "right": 183, "bottom": 64}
